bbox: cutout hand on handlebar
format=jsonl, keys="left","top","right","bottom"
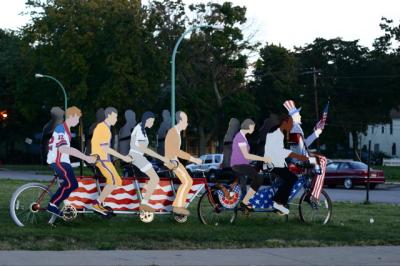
{"left": 164, "top": 160, "right": 179, "bottom": 170}
{"left": 86, "top": 155, "right": 97, "bottom": 164}
{"left": 87, "top": 154, "right": 100, "bottom": 165}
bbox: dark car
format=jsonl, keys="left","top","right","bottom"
{"left": 324, "top": 160, "right": 385, "bottom": 189}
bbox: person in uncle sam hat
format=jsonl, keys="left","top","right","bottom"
{"left": 283, "top": 100, "right": 328, "bottom": 202}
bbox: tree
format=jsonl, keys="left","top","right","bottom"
{"left": 175, "top": 2, "right": 258, "bottom": 154}
{"left": 250, "top": 44, "right": 298, "bottom": 118}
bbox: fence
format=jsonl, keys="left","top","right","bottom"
{"left": 383, "top": 158, "right": 400, "bottom": 166}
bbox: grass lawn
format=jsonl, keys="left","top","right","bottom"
{"left": 374, "top": 165, "right": 400, "bottom": 182}
{"left": 0, "top": 179, "right": 400, "bottom": 250}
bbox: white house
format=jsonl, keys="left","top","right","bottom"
{"left": 356, "top": 109, "right": 400, "bottom": 157}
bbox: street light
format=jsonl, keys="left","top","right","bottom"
{"left": 0, "top": 110, "right": 8, "bottom": 121}
{"left": 170, "top": 24, "right": 224, "bottom": 126}
{"left": 35, "top": 73, "right": 68, "bottom": 111}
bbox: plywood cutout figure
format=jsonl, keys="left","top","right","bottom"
{"left": 41, "top": 107, "right": 64, "bottom": 165}
{"left": 118, "top": 109, "right": 136, "bottom": 156}
{"left": 85, "top": 108, "right": 105, "bottom": 155}
{"left": 283, "top": 100, "right": 328, "bottom": 200}
{"left": 156, "top": 109, "right": 171, "bottom": 156}
{"left": 164, "top": 111, "right": 202, "bottom": 216}
{"left": 128, "top": 111, "right": 175, "bottom": 213}
{"left": 90, "top": 107, "right": 133, "bottom": 216}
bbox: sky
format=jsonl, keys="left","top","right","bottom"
{"left": 1, "top": 0, "right": 400, "bottom": 50}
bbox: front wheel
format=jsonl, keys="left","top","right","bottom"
{"left": 298, "top": 189, "right": 332, "bottom": 225}
{"left": 197, "top": 190, "right": 237, "bottom": 225}
{"left": 9, "top": 183, "right": 53, "bottom": 227}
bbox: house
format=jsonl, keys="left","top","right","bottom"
{"left": 357, "top": 109, "right": 400, "bottom": 157}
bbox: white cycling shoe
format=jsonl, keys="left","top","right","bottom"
{"left": 273, "top": 202, "right": 289, "bottom": 215}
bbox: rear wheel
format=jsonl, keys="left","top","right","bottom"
{"left": 10, "top": 183, "right": 53, "bottom": 227}
{"left": 197, "top": 190, "right": 237, "bottom": 225}
{"left": 299, "top": 189, "right": 332, "bottom": 225}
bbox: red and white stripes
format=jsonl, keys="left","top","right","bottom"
{"left": 311, "top": 154, "right": 327, "bottom": 200}
{"left": 64, "top": 178, "right": 205, "bottom": 212}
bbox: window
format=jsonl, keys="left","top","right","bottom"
{"left": 339, "top": 163, "right": 351, "bottom": 170}
{"left": 390, "top": 122, "right": 393, "bottom": 135}
{"left": 392, "top": 143, "right": 397, "bottom": 156}
{"left": 327, "top": 162, "right": 339, "bottom": 171}
{"left": 372, "top": 126, "right": 374, "bottom": 134}
{"left": 350, "top": 162, "right": 367, "bottom": 169}
{"left": 374, "top": 144, "right": 380, "bottom": 153}
{"left": 214, "top": 155, "right": 222, "bottom": 163}
{"left": 204, "top": 155, "right": 212, "bottom": 164}
{"left": 382, "top": 126, "right": 384, "bottom": 134}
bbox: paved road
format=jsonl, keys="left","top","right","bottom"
{"left": 0, "top": 170, "right": 53, "bottom": 181}
{"left": 0, "top": 246, "right": 399, "bottom": 266}
{"left": 325, "top": 185, "right": 400, "bottom": 204}
{"left": 1, "top": 169, "right": 399, "bottom": 204}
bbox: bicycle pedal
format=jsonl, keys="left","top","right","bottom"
{"left": 273, "top": 209, "right": 286, "bottom": 216}
{"left": 104, "top": 206, "right": 116, "bottom": 217}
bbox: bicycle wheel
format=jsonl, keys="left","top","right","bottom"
{"left": 197, "top": 190, "right": 237, "bottom": 225}
{"left": 10, "top": 183, "right": 53, "bottom": 227}
{"left": 298, "top": 189, "right": 332, "bottom": 225}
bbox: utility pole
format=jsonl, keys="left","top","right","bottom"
{"left": 312, "top": 67, "right": 319, "bottom": 121}
{"left": 312, "top": 67, "right": 320, "bottom": 151}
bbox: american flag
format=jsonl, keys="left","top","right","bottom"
{"left": 64, "top": 177, "right": 205, "bottom": 212}
{"left": 314, "top": 102, "right": 329, "bottom": 131}
{"left": 311, "top": 154, "right": 327, "bottom": 200}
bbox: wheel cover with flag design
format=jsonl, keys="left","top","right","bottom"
{"left": 216, "top": 184, "right": 241, "bottom": 209}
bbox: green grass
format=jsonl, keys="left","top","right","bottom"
{"left": 1, "top": 179, "right": 400, "bottom": 250}
{"left": 374, "top": 165, "right": 400, "bottom": 182}
{"left": 372, "top": 166, "right": 400, "bottom": 182}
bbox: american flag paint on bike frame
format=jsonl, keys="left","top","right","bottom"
{"left": 64, "top": 177, "right": 205, "bottom": 212}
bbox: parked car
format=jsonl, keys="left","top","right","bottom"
{"left": 324, "top": 160, "right": 385, "bottom": 189}
{"left": 186, "top": 154, "right": 223, "bottom": 178}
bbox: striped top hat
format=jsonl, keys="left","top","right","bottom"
{"left": 283, "top": 100, "right": 302, "bottom": 116}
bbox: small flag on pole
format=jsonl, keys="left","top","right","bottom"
{"left": 314, "top": 101, "right": 329, "bottom": 131}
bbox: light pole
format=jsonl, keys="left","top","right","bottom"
{"left": 170, "top": 24, "right": 224, "bottom": 126}
{"left": 35, "top": 73, "right": 68, "bottom": 111}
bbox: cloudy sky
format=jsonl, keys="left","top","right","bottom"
{"left": 1, "top": 0, "right": 399, "bottom": 49}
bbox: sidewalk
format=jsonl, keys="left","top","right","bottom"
{"left": 0, "top": 246, "right": 399, "bottom": 266}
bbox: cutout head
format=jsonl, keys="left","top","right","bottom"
{"left": 283, "top": 100, "right": 302, "bottom": 124}
{"left": 280, "top": 115, "right": 294, "bottom": 133}
{"left": 65, "top": 106, "right": 82, "bottom": 127}
{"left": 175, "top": 111, "right": 188, "bottom": 131}
{"left": 142, "top": 111, "right": 155, "bottom": 129}
{"left": 241, "top": 119, "right": 255, "bottom": 135}
{"left": 50, "top": 106, "right": 65, "bottom": 123}
{"left": 162, "top": 109, "right": 171, "bottom": 121}
{"left": 124, "top": 110, "right": 136, "bottom": 125}
{"left": 104, "top": 107, "right": 118, "bottom": 126}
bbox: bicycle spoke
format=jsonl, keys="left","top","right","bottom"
{"left": 10, "top": 184, "right": 52, "bottom": 227}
